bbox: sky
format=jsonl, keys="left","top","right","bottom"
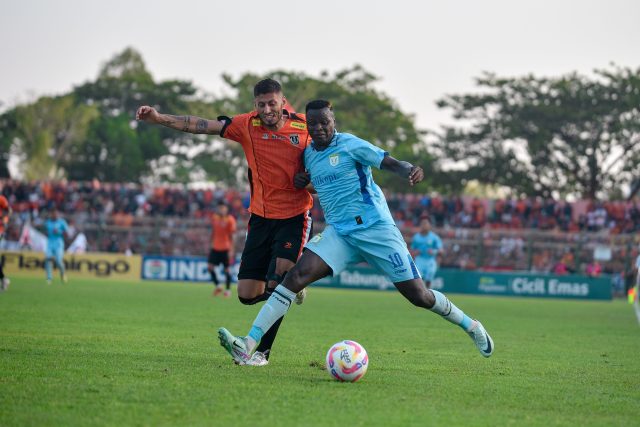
{"left": 1, "top": 0, "right": 639, "bottom": 131}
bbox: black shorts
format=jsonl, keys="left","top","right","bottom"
{"left": 208, "top": 249, "right": 230, "bottom": 268}
{"left": 238, "top": 212, "right": 313, "bottom": 282}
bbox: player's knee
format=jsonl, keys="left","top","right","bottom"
{"left": 238, "top": 295, "right": 263, "bottom": 305}
{"left": 237, "top": 287, "right": 261, "bottom": 302}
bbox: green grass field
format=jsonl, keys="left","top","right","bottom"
{"left": 1, "top": 277, "right": 638, "bottom": 426}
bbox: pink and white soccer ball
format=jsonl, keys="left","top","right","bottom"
{"left": 325, "top": 340, "right": 369, "bottom": 382}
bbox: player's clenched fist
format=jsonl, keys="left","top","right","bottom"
{"left": 408, "top": 165, "right": 424, "bottom": 186}
{"left": 293, "top": 172, "right": 311, "bottom": 189}
{"left": 136, "top": 105, "right": 159, "bottom": 123}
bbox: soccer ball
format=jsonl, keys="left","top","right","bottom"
{"left": 325, "top": 340, "right": 368, "bottom": 382}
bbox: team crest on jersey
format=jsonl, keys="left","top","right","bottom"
{"left": 309, "top": 234, "right": 323, "bottom": 243}
{"left": 289, "top": 134, "right": 300, "bottom": 145}
{"left": 329, "top": 154, "right": 339, "bottom": 166}
{"left": 290, "top": 122, "right": 306, "bottom": 130}
{"left": 251, "top": 119, "right": 262, "bottom": 126}
{"left": 262, "top": 133, "right": 269, "bottom": 139}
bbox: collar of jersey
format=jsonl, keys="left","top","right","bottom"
{"left": 311, "top": 132, "right": 339, "bottom": 151}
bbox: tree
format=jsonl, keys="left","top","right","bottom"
{"left": 0, "top": 95, "right": 98, "bottom": 180}
{"left": 0, "top": 48, "right": 201, "bottom": 181}
{"left": 435, "top": 65, "right": 640, "bottom": 199}
{"left": 72, "top": 47, "right": 200, "bottom": 181}
{"left": 64, "top": 114, "right": 144, "bottom": 181}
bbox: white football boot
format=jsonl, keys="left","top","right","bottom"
{"left": 245, "top": 351, "right": 269, "bottom": 366}
{"left": 467, "top": 320, "right": 494, "bottom": 357}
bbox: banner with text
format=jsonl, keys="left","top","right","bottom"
{"left": 141, "top": 255, "right": 238, "bottom": 283}
{"left": 1, "top": 251, "right": 142, "bottom": 281}
{"left": 312, "top": 267, "right": 612, "bottom": 300}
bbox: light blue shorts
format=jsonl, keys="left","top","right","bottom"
{"left": 45, "top": 243, "right": 64, "bottom": 261}
{"left": 305, "top": 222, "right": 420, "bottom": 283}
{"left": 415, "top": 257, "right": 438, "bottom": 282}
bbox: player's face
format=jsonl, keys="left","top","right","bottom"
{"left": 255, "top": 92, "right": 285, "bottom": 128}
{"left": 307, "top": 108, "right": 336, "bottom": 147}
{"left": 217, "top": 205, "right": 228, "bottom": 216}
{"left": 420, "top": 219, "right": 431, "bottom": 233}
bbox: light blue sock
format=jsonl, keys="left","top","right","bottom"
{"left": 45, "top": 259, "right": 53, "bottom": 281}
{"left": 430, "top": 290, "right": 474, "bottom": 331}
{"left": 248, "top": 285, "right": 297, "bottom": 342}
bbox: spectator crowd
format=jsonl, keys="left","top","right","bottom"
{"left": 2, "top": 179, "right": 640, "bottom": 236}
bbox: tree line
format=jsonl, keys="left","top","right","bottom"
{"left": 1, "top": 47, "right": 639, "bottom": 200}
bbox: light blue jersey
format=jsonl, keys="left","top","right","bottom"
{"left": 45, "top": 218, "right": 68, "bottom": 250}
{"left": 304, "top": 132, "right": 419, "bottom": 282}
{"left": 304, "top": 132, "right": 393, "bottom": 235}
{"left": 411, "top": 231, "right": 442, "bottom": 282}
{"left": 411, "top": 231, "right": 442, "bottom": 261}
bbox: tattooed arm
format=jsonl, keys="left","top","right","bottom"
{"left": 135, "top": 105, "right": 223, "bottom": 135}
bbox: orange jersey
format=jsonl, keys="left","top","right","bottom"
{"left": 0, "top": 195, "right": 9, "bottom": 234}
{"left": 220, "top": 111, "right": 313, "bottom": 219}
{"left": 210, "top": 213, "right": 237, "bottom": 251}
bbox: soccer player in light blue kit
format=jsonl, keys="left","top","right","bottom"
{"left": 44, "top": 208, "right": 69, "bottom": 284}
{"left": 411, "top": 218, "right": 443, "bottom": 289}
{"left": 218, "top": 100, "right": 494, "bottom": 364}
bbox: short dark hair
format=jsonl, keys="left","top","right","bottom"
{"left": 253, "top": 78, "right": 282, "bottom": 97}
{"left": 305, "top": 99, "right": 333, "bottom": 113}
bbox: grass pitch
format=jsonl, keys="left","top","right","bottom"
{"left": 0, "top": 277, "right": 638, "bottom": 426}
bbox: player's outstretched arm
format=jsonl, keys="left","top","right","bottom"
{"left": 380, "top": 155, "right": 424, "bottom": 186}
{"left": 135, "top": 106, "right": 224, "bottom": 135}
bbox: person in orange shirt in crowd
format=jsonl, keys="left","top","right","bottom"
{"left": 136, "top": 78, "right": 313, "bottom": 366}
{"left": 209, "top": 203, "right": 237, "bottom": 298}
{"left": 0, "top": 194, "right": 11, "bottom": 291}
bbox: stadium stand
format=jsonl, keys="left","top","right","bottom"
{"left": 0, "top": 179, "right": 637, "bottom": 291}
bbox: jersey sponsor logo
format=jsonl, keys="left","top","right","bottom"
{"left": 290, "top": 121, "right": 307, "bottom": 130}
{"left": 329, "top": 154, "right": 339, "bottom": 166}
{"left": 251, "top": 119, "right": 262, "bottom": 126}
{"left": 289, "top": 134, "right": 300, "bottom": 145}
{"left": 145, "top": 259, "right": 167, "bottom": 279}
{"left": 284, "top": 242, "right": 293, "bottom": 249}
{"left": 311, "top": 174, "right": 338, "bottom": 186}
